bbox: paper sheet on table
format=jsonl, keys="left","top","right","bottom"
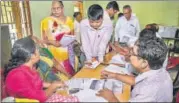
{"left": 59, "top": 35, "right": 76, "bottom": 47}
{"left": 73, "top": 89, "right": 107, "bottom": 102}
{"left": 104, "top": 64, "right": 130, "bottom": 75}
{"left": 109, "top": 54, "right": 126, "bottom": 65}
{"left": 64, "top": 78, "right": 122, "bottom": 94}
{"left": 65, "top": 78, "right": 103, "bottom": 91}
{"left": 65, "top": 78, "right": 122, "bottom": 102}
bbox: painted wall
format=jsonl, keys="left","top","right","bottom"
{"left": 30, "top": 1, "right": 74, "bottom": 37}
{"left": 83, "top": 1, "right": 179, "bottom": 29}
{"left": 30, "top": 1, "right": 179, "bottom": 37}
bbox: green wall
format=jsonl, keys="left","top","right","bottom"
{"left": 30, "top": 1, "right": 179, "bottom": 37}
{"left": 83, "top": 1, "right": 179, "bottom": 29}
{"left": 30, "top": 1, "right": 74, "bottom": 37}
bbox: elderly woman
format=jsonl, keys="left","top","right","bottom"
{"left": 41, "top": 1, "right": 78, "bottom": 80}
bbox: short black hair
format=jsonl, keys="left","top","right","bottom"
{"left": 137, "top": 37, "right": 168, "bottom": 70}
{"left": 106, "top": 1, "right": 119, "bottom": 11}
{"left": 118, "top": 13, "right": 124, "bottom": 18}
{"left": 123, "top": 5, "right": 131, "bottom": 9}
{"left": 88, "top": 4, "right": 103, "bottom": 20}
{"left": 139, "top": 29, "right": 157, "bottom": 41}
{"left": 73, "top": 12, "right": 81, "bottom": 18}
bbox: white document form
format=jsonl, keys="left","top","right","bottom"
{"left": 59, "top": 35, "right": 76, "bottom": 47}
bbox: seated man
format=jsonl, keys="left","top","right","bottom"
{"left": 80, "top": 4, "right": 113, "bottom": 63}
{"left": 98, "top": 32, "right": 173, "bottom": 102}
{"left": 112, "top": 28, "right": 168, "bottom": 73}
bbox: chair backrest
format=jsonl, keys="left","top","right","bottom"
{"left": 173, "top": 69, "right": 179, "bottom": 87}
{"left": 176, "top": 90, "right": 179, "bottom": 102}
{"left": 174, "top": 29, "right": 179, "bottom": 53}
{"left": 167, "top": 57, "right": 179, "bottom": 70}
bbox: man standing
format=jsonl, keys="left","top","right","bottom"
{"left": 80, "top": 4, "right": 113, "bottom": 63}
{"left": 73, "top": 12, "right": 82, "bottom": 43}
{"left": 105, "top": 1, "right": 119, "bottom": 47}
{"left": 104, "top": 1, "right": 119, "bottom": 23}
{"left": 115, "top": 5, "right": 140, "bottom": 47}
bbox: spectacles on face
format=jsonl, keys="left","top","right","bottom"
{"left": 129, "top": 47, "right": 143, "bottom": 60}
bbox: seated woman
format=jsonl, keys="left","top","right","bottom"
{"left": 41, "top": 1, "right": 78, "bottom": 79}
{"left": 4, "top": 36, "right": 79, "bottom": 102}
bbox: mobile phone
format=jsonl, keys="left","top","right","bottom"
{"left": 69, "top": 88, "right": 81, "bottom": 94}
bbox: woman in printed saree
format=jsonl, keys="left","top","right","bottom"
{"left": 31, "top": 35, "right": 71, "bottom": 81}
{"left": 41, "top": 1, "right": 78, "bottom": 80}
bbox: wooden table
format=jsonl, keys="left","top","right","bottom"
{"left": 73, "top": 52, "right": 131, "bottom": 102}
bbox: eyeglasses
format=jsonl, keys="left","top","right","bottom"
{"left": 129, "top": 48, "right": 143, "bottom": 60}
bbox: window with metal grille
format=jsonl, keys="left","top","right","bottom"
{"left": 0, "top": 1, "right": 32, "bottom": 46}
{"left": 1, "top": 1, "right": 17, "bottom": 46}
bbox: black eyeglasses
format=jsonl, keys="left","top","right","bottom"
{"left": 129, "top": 48, "right": 143, "bottom": 60}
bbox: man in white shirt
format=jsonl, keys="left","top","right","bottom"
{"left": 80, "top": 4, "right": 113, "bottom": 63}
{"left": 73, "top": 12, "right": 82, "bottom": 43}
{"left": 115, "top": 5, "right": 140, "bottom": 47}
{"left": 104, "top": 1, "right": 119, "bottom": 52}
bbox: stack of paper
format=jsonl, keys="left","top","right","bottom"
{"left": 61, "top": 78, "right": 123, "bottom": 102}
{"left": 64, "top": 78, "right": 123, "bottom": 93}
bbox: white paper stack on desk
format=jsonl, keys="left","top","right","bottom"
{"left": 103, "top": 54, "right": 131, "bottom": 95}
{"left": 62, "top": 78, "right": 123, "bottom": 102}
